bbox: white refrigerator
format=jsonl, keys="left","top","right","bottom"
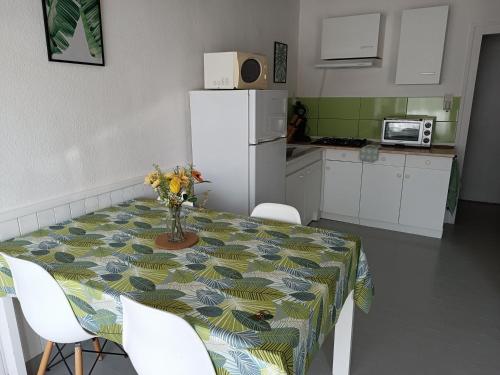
{"left": 190, "top": 90, "right": 288, "bottom": 215}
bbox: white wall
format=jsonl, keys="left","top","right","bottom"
{"left": 297, "top": 0, "right": 500, "bottom": 97}
{"left": 460, "top": 34, "right": 500, "bottom": 204}
{"left": 0, "top": 0, "right": 299, "bottom": 213}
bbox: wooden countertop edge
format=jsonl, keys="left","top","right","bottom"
{"left": 288, "top": 143, "right": 457, "bottom": 158}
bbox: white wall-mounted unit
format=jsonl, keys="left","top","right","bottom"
{"left": 320, "top": 13, "right": 382, "bottom": 61}
{"left": 395, "top": 5, "right": 449, "bottom": 85}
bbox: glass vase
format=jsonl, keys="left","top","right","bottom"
{"left": 168, "top": 205, "right": 185, "bottom": 243}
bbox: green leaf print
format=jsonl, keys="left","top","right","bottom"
{"left": 55, "top": 252, "right": 75, "bottom": 263}
{"left": 132, "top": 244, "right": 154, "bottom": 254}
{"left": 129, "top": 276, "right": 156, "bottom": 292}
{"left": 258, "top": 327, "right": 300, "bottom": 348}
{"left": 201, "top": 237, "right": 225, "bottom": 247}
{"left": 44, "top": 0, "right": 80, "bottom": 54}
{"left": 232, "top": 310, "right": 271, "bottom": 331}
{"left": 69, "top": 227, "right": 86, "bottom": 235}
{"left": 67, "top": 295, "right": 96, "bottom": 315}
{"left": 288, "top": 256, "right": 320, "bottom": 269}
{"left": 197, "top": 306, "right": 223, "bottom": 317}
{"left": 291, "top": 292, "right": 316, "bottom": 302}
{"left": 214, "top": 266, "right": 243, "bottom": 280}
{"left": 222, "top": 287, "right": 285, "bottom": 302}
{"left": 134, "top": 222, "right": 152, "bottom": 229}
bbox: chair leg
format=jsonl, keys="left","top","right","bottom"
{"left": 75, "top": 343, "right": 83, "bottom": 375}
{"left": 92, "top": 338, "right": 104, "bottom": 361}
{"left": 37, "top": 341, "right": 54, "bottom": 375}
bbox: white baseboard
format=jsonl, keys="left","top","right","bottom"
{"left": 320, "top": 212, "right": 360, "bottom": 225}
{"left": 359, "top": 218, "right": 443, "bottom": 239}
{"left": 320, "top": 211, "right": 443, "bottom": 238}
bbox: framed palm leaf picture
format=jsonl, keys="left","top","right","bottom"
{"left": 273, "top": 42, "right": 288, "bottom": 83}
{"left": 41, "top": 0, "right": 105, "bottom": 66}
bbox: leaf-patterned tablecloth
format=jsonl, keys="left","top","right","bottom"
{"left": 0, "top": 199, "right": 373, "bottom": 375}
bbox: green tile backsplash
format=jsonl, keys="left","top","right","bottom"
{"left": 406, "top": 97, "right": 461, "bottom": 122}
{"left": 360, "top": 97, "right": 407, "bottom": 120}
{"left": 295, "top": 96, "right": 460, "bottom": 144}
{"left": 318, "top": 98, "right": 360, "bottom": 119}
{"left": 433, "top": 122, "right": 457, "bottom": 144}
{"left": 358, "top": 120, "right": 383, "bottom": 139}
{"left": 318, "top": 119, "right": 358, "bottom": 138}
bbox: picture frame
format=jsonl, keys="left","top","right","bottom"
{"left": 273, "top": 41, "right": 288, "bottom": 83}
{"left": 41, "top": 0, "right": 105, "bottom": 66}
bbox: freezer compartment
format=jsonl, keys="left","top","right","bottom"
{"left": 249, "top": 90, "right": 288, "bottom": 145}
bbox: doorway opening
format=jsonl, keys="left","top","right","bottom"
{"left": 460, "top": 34, "right": 500, "bottom": 206}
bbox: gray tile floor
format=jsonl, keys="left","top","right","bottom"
{"left": 41, "top": 201, "right": 500, "bottom": 375}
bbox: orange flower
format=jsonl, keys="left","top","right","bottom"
{"left": 192, "top": 169, "right": 205, "bottom": 183}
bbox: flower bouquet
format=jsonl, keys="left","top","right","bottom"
{"left": 145, "top": 164, "right": 208, "bottom": 248}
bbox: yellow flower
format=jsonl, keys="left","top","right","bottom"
{"left": 152, "top": 180, "right": 161, "bottom": 188}
{"left": 164, "top": 172, "right": 174, "bottom": 180}
{"left": 145, "top": 171, "right": 159, "bottom": 185}
{"left": 169, "top": 176, "right": 181, "bottom": 194}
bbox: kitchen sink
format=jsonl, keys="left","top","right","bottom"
{"left": 286, "top": 146, "right": 317, "bottom": 161}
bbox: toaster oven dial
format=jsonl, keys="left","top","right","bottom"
{"left": 424, "top": 122, "right": 432, "bottom": 129}
{"left": 424, "top": 130, "right": 431, "bottom": 136}
{"left": 423, "top": 138, "right": 430, "bottom": 144}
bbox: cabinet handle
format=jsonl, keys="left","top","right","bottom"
{"left": 299, "top": 175, "right": 304, "bottom": 179}
{"left": 341, "top": 153, "right": 346, "bottom": 158}
{"left": 425, "top": 160, "right": 431, "bottom": 166}
{"left": 405, "top": 174, "right": 410, "bottom": 179}
{"left": 419, "top": 72, "right": 436, "bottom": 75}
{"left": 381, "top": 157, "right": 386, "bottom": 162}
{"left": 325, "top": 166, "right": 331, "bottom": 171}
{"left": 397, "top": 173, "right": 402, "bottom": 178}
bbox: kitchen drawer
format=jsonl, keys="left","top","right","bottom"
{"left": 365, "top": 153, "right": 405, "bottom": 167}
{"left": 325, "top": 149, "right": 360, "bottom": 162}
{"left": 405, "top": 155, "right": 452, "bottom": 171}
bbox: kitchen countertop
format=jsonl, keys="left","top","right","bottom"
{"left": 289, "top": 142, "right": 457, "bottom": 158}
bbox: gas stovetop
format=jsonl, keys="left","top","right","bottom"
{"left": 311, "top": 137, "right": 368, "bottom": 148}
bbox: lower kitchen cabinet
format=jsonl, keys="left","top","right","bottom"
{"left": 322, "top": 160, "right": 362, "bottom": 220}
{"left": 359, "top": 164, "right": 405, "bottom": 223}
{"left": 399, "top": 166, "right": 451, "bottom": 229}
{"left": 286, "top": 160, "right": 322, "bottom": 225}
{"left": 286, "top": 170, "right": 306, "bottom": 222}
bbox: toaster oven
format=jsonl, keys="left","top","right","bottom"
{"left": 381, "top": 118, "right": 434, "bottom": 147}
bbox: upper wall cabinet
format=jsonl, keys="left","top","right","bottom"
{"left": 321, "top": 13, "right": 382, "bottom": 60}
{"left": 395, "top": 6, "right": 449, "bottom": 85}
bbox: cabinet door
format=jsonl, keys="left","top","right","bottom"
{"left": 395, "top": 6, "right": 449, "bottom": 84}
{"left": 360, "top": 164, "right": 404, "bottom": 224}
{"left": 323, "top": 161, "right": 362, "bottom": 218}
{"left": 286, "top": 170, "right": 305, "bottom": 223}
{"left": 304, "top": 161, "right": 323, "bottom": 224}
{"left": 399, "top": 167, "right": 450, "bottom": 229}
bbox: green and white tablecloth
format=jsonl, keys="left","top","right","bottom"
{"left": 0, "top": 198, "right": 373, "bottom": 375}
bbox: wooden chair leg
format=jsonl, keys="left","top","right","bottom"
{"left": 75, "top": 343, "right": 83, "bottom": 375}
{"left": 37, "top": 341, "right": 54, "bottom": 375}
{"left": 92, "top": 338, "right": 104, "bottom": 360}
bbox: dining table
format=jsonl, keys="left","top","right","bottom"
{"left": 0, "top": 198, "right": 373, "bottom": 375}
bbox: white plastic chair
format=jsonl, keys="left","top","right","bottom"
{"left": 251, "top": 203, "right": 302, "bottom": 224}
{"left": 1, "top": 253, "right": 100, "bottom": 375}
{"left": 120, "top": 296, "right": 216, "bottom": 375}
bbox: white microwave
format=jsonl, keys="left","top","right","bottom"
{"left": 381, "top": 118, "right": 434, "bottom": 148}
{"left": 204, "top": 52, "right": 268, "bottom": 90}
